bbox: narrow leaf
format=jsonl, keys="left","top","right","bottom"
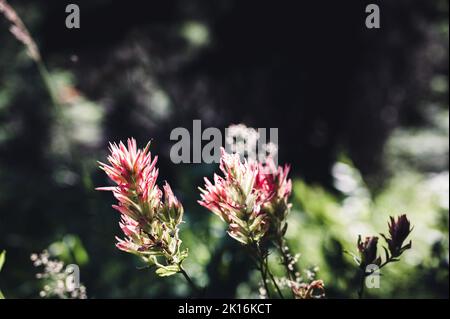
{"left": 0, "top": 251, "right": 6, "bottom": 272}
{"left": 382, "top": 246, "right": 390, "bottom": 263}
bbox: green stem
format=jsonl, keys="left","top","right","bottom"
{"left": 276, "top": 237, "right": 296, "bottom": 280}
{"left": 258, "top": 254, "right": 272, "bottom": 299}
{"left": 265, "top": 258, "right": 284, "bottom": 299}
{"left": 253, "top": 242, "right": 284, "bottom": 299}
{"left": 358, "top": 258, "right": 392, "bottom": 299}
{"left": 247, "top": 241, "right": 271, "bottom": 298}
{"left": 357, "top": 268, "right": 365, "bottom": 299}
{"left": 179, "top": 265, "right": 201, "bottom": 296}
{"left": 276, "top": 237, "right": 296, "bottom": 298}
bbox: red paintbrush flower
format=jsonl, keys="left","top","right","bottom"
{"left": 381, "top": 214, "right": 413, "bottom": 258}
{"left": 199, "top": 147, "right": 293, "bottom": 244}
{"left": 357, "top": 235, "right": 381, "bottom": 268}
{"left": 97, "top": 138, "right": 187, "bottom": 277}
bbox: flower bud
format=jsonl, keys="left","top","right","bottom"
{"left": 357, "top": 235, "right": 381, "bottom": 268}
{"left": 381, "top": 214, "right": 412, "bottom": 257}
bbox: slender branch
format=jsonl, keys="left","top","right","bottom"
{"left": 258, "top": 256, "right": 272, "bottom": 299}
{"left": 357, "top": 268, "right": 365, "bottom": 299}
{"left": 275, "top": 237, "right": 297, "bottom": 298}
{"left": 179, "top": 265, "right": 201, "bottom": 296}
{"left": 378, "top": 257, "right": 394, "bottom": 270}
{"left": 247, "top": 241, "right": 272, "bottom": 298}
{"left": 255, "top": 242, "right": 284, "bottom": 299}
{"left": 276, "top": 237, "right": 296, "bottom": 280}
{"left": 358, "top": 257, "right": 393, "bottom": 298}
{"left": 265, "top": 257, "right": 284, "bottom": 299}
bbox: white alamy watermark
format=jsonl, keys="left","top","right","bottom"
{"left": 365, "top": 4, "right": 380, "bottom": 29}
{"left": 365, "top": 264, "right": 380, "bottom": 289}
{"left": 31, "top": 250, "right": 87, "bottom": 299}
{"left": 65, "top": 264, "right": 81, "bottom": 291}
{"left": 170, "top": 121, "right": 279, "bottom": 166}
{"left": 65, "top": 4, "right": 80, "bottom": 29}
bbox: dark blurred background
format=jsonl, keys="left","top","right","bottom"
{"left": 0, "top": 0, "right": 448, "bottom": 298}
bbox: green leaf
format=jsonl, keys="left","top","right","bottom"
{"left": 0, "top": 250, "right": 6, "bottom": 272}
{"left": 0, "top": 251, "right": 5, "bottom": 299}
{"left": 71, "top": 236, "right": 89, "bottom": 266}
{"left": 343, "top": 249, "right": 360, "bottom": 265}
{"left": 155, "top": 265, "right": 180, "bottom": 277}
{"left": 48, "top": 235, "right": 89, "bottom": 266}
{"left": 281, "top": 223, "right": 288, "bottom": 236}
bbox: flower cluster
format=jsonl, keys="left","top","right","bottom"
{"left": 198, "top": 141, "right": 320, "bottom": 299}
{"left": 255, "top": 157, "right": 292, "bottom": 238}
{"left": 356, "top": 214, "right": 413, "bottom": 272}
{"left": 31, "top": 251, "right": 87, "bottom": 299}
{"left": 357, "top": 235, "right": 381, "bottom": 269}
{"left": 97, "top": 138, "right": 188, "bottom": 277}
{"left": 199, "top": 144, "right": 313, "bottom": 299}
{"left": 290, "top": 280, "right": 325, "bottom": 299}
{"left": 354, "top": 214, "right": 413, "bottom": 298}
{"left": 381, "top": 214, "right": 413, "bottom": 258}
{"left": 199, "top": 148, "right": 291, "bottom": 245}
{"left": 199, "top": 148, "right": 268, "bottom": 244}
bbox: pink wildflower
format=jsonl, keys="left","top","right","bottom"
{"left": 97, "top": 138, "right": 187, "bottom": 276}
{"left": 199, "top": 147, "right": 293, "bottom": 244}
{"left": 254, "top": 157, "right": 292, "bottom": 236}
